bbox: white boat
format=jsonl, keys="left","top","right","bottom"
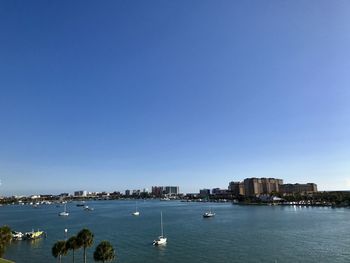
{"left": 132, "top": 202, "right": 140, "bottom": 216}
{"left": 12, "top": 231, "right": 24, "bottom": 239}
{"left": 132, "top": 211, "right": 140, "bottom": 216}
{"left": 59, "top": 204, "right": 69, "bottom": 216}
{"left": 203, "top": 208, "right": 215, "bottom": 218}
{"left": 153, "top": 212, "right": 167, "bottom": 245}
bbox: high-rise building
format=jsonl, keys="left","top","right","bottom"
{"left": 228, "top": 182, "right": 245, "bottom": 196}
{"left": 132, "top": 189, "right": 140, "bottom": 196}
{"left": 74, "top": 190, "right": 87, "bottom": 197}
{"left": 244, "top": 178, "right": 263, "bottom": 196}
{"left": 261, "top": 178, "right": 283, "bottom": 194}
{"left": 152, "top": 186, "right": 180, "bottom": 196}
{"left": 199, "top": 189, "right": 210, "bottom": 198}
{"left": 151, "top": 186, "right": 164, "bottom": 197}
{"left": 164, "top": 186, "right": 179, "bottom": 195}
{"left": 229, "top": 178, "right": 317, "bottom": 197}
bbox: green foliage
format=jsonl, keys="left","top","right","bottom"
{"left": 0, "top": 258, "right": 15, "bottom": 263}
{"left": 0, "top": 244, "right": 5, "bottom": 259}
{"left": 77, "top": 229, "right": 94, "bottom": 249}
{"left": 77, "top": 229, "right": 94, "bottom": 263}
{"left": 0, "top": 226, "right": 12, "bottom": 257}
{"left": 52, "top": 240, "right": 67, "bottom": 262}
{"left": 52, "top": 228, "right": 118, "bottom": 263}
{"left": 93, "top": 241, "right": 116, "bottom": 262}
{"left": 66, "top": 235, "right": 80, "bottom": 250}
{"left": 66, "top": 236, "right": 80, "bottom": 263}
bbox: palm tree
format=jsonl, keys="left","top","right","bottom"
{"left": 77, "top": 228, "right": 94, "bottom": 263}
{"left": 52, "top": 240, "right": 67, "bottom": 263}
{"left": 66, "top": 236, "right": 80, "bottom": 263}
{"left": 93, "top": 241, "right": 116, "bottom": 263}
{"left": 0, "top": 225, "right": 12, "bottom": 258}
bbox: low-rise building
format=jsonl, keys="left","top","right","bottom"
{"left": 280, "top": 183, "right": 318, "bottom": 195}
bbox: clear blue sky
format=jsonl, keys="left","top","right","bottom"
{"left": 1, "top": 0, "right": 350, "bottom": 195}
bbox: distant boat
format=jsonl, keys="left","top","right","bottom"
{"left": 76, "top": 201, "right": 85, "bottom": 207}
{"left": 203, "top": 208, "right": 215, "bottom": 218}
{"left": 59, "top": 204, "right": 69, "bottom": 216}
{"left": 132, "top": 202, "right": 140, "bottom": 216}
{"left": 153, "top": 212, "right": 167, "bottom": 245}
{"left": 84, "top": 205, "right": 94, "bottom": 211}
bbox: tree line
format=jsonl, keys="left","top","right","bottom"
{"left": 52, "top": 228, "right": 115, "bottom": 263}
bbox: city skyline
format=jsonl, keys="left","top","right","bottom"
{"left": 1, "top": 1, "right": 350, "bottom": 196}
{"left": 3, "top": 177, "right": 320, "bottom": 197}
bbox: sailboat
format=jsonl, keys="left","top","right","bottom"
{"left": 59, "top": 203, "right": 69, "bottom": 216}
{"left": 153, "top": 212, "right": 167, "bottom": 245}
{"left": 132, "top": 202, "right": 140, "bottom": 216}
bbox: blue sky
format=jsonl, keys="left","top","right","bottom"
{"left": 0, "top": 0, "right": 350, "bottom": 195}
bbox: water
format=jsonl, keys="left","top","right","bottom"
{"left": 1, "top": 201, "right": 350, "bottom": 262}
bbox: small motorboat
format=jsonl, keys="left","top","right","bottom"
{"left": 203, "top": 208, "right": 215, "bottom": 218}
{"left": 12, "top": 231, "right": 24, "bottom": 240}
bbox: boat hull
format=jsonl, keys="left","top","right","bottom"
{"left": 203, "top": 212, "right": 215, "bottom": 218}
{"left": 59, "top": 212, "right": 69, "bottom": 216}
{"left": 153, "top": 237, "right": 167, "bottom": 245}
{"left": 25, "top": 231, "right": 44, "bottom": 240}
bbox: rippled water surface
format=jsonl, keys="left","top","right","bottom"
{"left": 1, "top": 200, "right": 350, "bottom": 262}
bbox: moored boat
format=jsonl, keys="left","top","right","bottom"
{"left": 59, "top": 203, "right": 69, "bottom": 216}
{"left": 153, "top": 212, "right": 167, "bottom": 246}
{"left": 203, "top": 208, "right": 215, "bottom": 218}
{"left": 132, "top": 202, "right": 140, "bottom": 216}
{"left": 12, "top": 231, "right": 24, "bottom": 240}
{"left": 24, "top": 230, "right": 44, "bottom": 240}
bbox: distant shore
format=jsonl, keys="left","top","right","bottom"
{"left": 1, "top": 193, "right": 349, "bottom": 208}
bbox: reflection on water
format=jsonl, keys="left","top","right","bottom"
{"left": 27, "top": 238, "right": 44, "bottom": 248}
{"left": 155, "top": 243, "right": 167, "bottom": 255}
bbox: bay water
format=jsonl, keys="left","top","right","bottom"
{"left": 1, "top": 200, "right": 350, "bottom": 262}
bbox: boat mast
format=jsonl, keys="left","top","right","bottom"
{"left": 160, "top": 212, "right": 164, "bottom": 237}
